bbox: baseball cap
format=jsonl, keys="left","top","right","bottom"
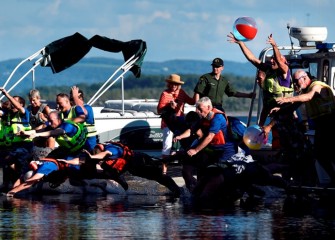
{"left": 211, "top": 58, "right": 224, "bottom": 67}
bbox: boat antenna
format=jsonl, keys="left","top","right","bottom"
{"left": 287, "top": 23, "right": 294, "bottom": 53}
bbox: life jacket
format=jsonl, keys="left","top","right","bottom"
{"left": 60, "top": 107, "right": 77, "bottom": 121}
{"left": 101, "top": 141, "right": 134, "bottom": 172}
{"left": 56, "top": 120, "right": 87, "bottom": 153}
{"left": 0, "top": 120, "right": 14, "bottom": 146}
{"left": 61, "top": 106, "right": 91, "bottom": 138}
{"left": 263, "top": 70, "right": 294, "bottom": 108}
{"left": 304, "top": 81, "right": 335, "bottom": 119}
{"left": 200, "top": 108, "right": 228, "bottom": 145}
{"left": 2, "top": 111, "right": 32, "bottom": 144}
{"left": 27, "top": 103, "right": 47, "bottom": 129}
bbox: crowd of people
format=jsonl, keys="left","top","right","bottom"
{"left": 1, "top": 31, "right": 334, "bottom": 203}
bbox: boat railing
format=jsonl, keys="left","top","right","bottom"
{"left": 0, "top": 47, "right": 46, "bottom": 101}
{"left": 87, "top": 54, "right": 139, "bottom": 107}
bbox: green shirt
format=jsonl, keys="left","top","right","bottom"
{"left": 194, "top": 73, "right": 237, "bottom": 107}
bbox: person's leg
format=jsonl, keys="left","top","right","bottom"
{"left": 182, "top": 164, "right": 197, "bottom": 191}
{"left": 161, "top": 127, "right": 174, "bottom": 174}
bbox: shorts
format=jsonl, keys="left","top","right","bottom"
{"left": 162, "top": 127, "right": 174, "bottom": 156}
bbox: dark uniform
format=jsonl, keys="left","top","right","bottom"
{"left": 194, "top": 73, "right": 237, "bottom": 111}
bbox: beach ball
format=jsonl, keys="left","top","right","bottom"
{"left": 233, "top": 17, "right": 258, "bottom": 42}
{"left": 243, "top": 125, "right": 266, "bottom": 150}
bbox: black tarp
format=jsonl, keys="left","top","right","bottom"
{"left": 44, "top": 32, "right": 92, "bottom": 74}
{"left": 43, "top": 33, "right": 147, "bottom": 78}
{"left": 89, "top": 35, "right": 147, "bottom": 78}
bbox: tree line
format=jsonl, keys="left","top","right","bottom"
{"left": 14, "top": 73, "right": 256, "bottom": 111}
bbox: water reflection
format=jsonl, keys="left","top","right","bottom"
{"left": 0, "top": 194, "right": 335, "bottom": 239}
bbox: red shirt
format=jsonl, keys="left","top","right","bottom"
{"left": 157, "top": 89, "right": 195, "bottom": 129}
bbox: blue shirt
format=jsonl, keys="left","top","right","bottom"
{"left": 84, "top": 104, "right": 97, "bottom": 152}
{"left": 36, "top": 161, "right": 58, "bottom": 175}
{"left": 84, "top": 104, "right": 95, "bottom": 125}
{"left": 208, "top": 114, "right": 236, "bottom": 161}
{"left": 59, "top": 121, "right": 80, "bottom": 137}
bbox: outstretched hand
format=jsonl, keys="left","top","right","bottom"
{"left": 266, "top": 34, "right": 276, "bottom": 47}
{"left": 275, "top": 97, "right": 287, "bottom": 105}
{"left": 227, "top": 32, "right": 239, "bottom": 44}
{"left": 17, "top": 130, "right": 35, "bottom": 139}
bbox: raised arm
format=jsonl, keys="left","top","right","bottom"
{"left": 267, "top": 34, "right": 289, "bottom": 76}
{"left": 227, "top": 32, "right": 261, "bottom": 68}
{"left": 0, "top": 88, "right": 25, "bottom": 114}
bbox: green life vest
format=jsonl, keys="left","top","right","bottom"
{"left": 262, "top": 71, "right": 294, "bottom": 108}
{"left": 0, "top": 112, "right": 32, "bottom": 145}
{"left": 305, "top": 81, "right": 335, "bottom": 119}
{"left": 0, "top": 120, "right": 14, "bottom": 146}
{"left": 55, "top": 120, "right": 87, "bottom": 153}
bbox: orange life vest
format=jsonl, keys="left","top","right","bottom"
{"left": 200, "top": 108, "right": 228, "bottom": 145}
{"left": 102, "top": 141, "right": 134, "bottom": 172}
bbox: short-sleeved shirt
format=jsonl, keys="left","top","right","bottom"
{"left": 194, "top": 73, "right": 237, "bottom": 107}
{"left": 84, "top": 104, "right": 95, "bottom": 125}
{"left": 36, "top": 161, "right": 58, "bottom": 175}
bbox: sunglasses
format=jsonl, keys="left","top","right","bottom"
{"left": 293, "top": 75, "right": 306, "bottom": 82}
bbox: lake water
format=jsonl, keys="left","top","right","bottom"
{"left": 0, "top": 115, "right": 330, "bottom": 239}
{"left": 1, "top": 191, "right": 335, "bottom": 239}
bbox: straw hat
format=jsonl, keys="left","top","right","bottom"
{"left": 165, "top": 74, "right": 184, "bottom": 85}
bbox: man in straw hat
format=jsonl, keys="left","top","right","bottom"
{"left": 157, "top": 74, "right": 196, "bottom": 175}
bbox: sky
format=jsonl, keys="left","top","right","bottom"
{"left": 0, "top": 0, "right": 334, "bottom": 64}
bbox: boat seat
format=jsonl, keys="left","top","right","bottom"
{"left": 100, "top": 108, "right": 138, "bottom": 115}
